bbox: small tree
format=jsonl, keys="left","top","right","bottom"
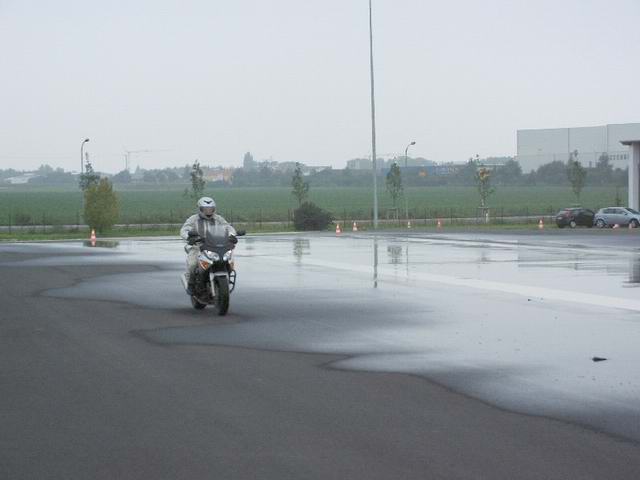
{"left": 291, "top": 162, "right": 309, "bottom": 206}
{"left": 78, "top": 161, "right": 100, "bottom": 191}
{"left": 385, "top": 162, "right": 403, "bottom": 216}
{"left": 190, "top": 160, "right": 206, "bottom": 199}
{"left": 567, "top": 151, "right": 587, "bottom": 202}
{"left": 475, "top": 166, "right": 495, "bottom": 208}
{"left": 84, "top": 177, "right": 119, "bottom": 233}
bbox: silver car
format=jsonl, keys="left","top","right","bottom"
{"left": 594, "top": 207, "right": 640, "bottom": 228}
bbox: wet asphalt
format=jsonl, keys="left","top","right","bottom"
{"left": 2, "top": 230, "right": 640, "bottom": 479}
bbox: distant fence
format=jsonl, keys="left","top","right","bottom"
{"left": 0, "top": 209, "right": 559, "bottom": 233}
{"left": 0, "top": 205, "right": 571, "bottom": 229}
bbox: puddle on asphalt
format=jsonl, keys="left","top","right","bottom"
{"left": 83, "top": 240, "right": 120, "bottom": 248}
{"left": 17, "top": 234, "right": 640, "bottom": 441}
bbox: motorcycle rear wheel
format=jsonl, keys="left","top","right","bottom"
{"left": 214, "top": 276, "right": 230, "bottom": 316}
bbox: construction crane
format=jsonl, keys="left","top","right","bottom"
{"left": 123, "top": 149, "right": 171, "bottom": 172}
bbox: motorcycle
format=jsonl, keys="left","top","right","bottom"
{"left": 180, "top": 225, "right": 246, "bottom": 315}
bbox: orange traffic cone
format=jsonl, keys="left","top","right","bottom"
{"left": 336, "top": 223, "right": 342, "bottom": 235}
{"left": 436, "top": 219, "right": 442, "bottom": 229}
{"left": 352, "top": 222, "right": 358, "bottom": 232}
{"left": 407, "top": 220, "right": 412, "bottom": 229}
{"left": 538, "top": 218, "right": 544, "bottom": 230}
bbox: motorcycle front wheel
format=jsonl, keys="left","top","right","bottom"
{"left": 214, "top": 276, "right": 230, "bottom": 316}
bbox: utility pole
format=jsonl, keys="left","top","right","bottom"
{"left": 404, "top": 141, "right": 416, "bottom": 221}
{"left": 368, "top": 0, "right": 379, "bottom": 229}
{"left": 80, "top": 138, "right": 89, "bottom": 175}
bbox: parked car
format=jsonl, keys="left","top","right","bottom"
{"left": 555, "top": 207, "right": 595, "bottom": 228}
{"left": 594, "top": 207, "right": 640, "bottom": 228}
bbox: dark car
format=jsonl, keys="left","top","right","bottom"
{"left": 555, "top": 207, "right": 595, "bottom": 228}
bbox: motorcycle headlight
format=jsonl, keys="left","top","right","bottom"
{"left": 204, "top": 250, "right": 220, "bottom": 261}
{"left": 223, "top": 250, "right": 233, "bottom": 262}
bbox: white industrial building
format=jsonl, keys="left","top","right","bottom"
{"left": 516, "top": 123, "right": 640, "bottom": 172}
{"left": 622, "top": 139, "right": 640, "bottom": 211}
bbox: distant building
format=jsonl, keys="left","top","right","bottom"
{"left": 265, "top": 161, "right": 331, "bottom": 175}
{"left": 346, "top": 158, "right": 378, "bottom": 170}
{"left": 304, "top": 165, "right": 331, "bottom": 175}
{"left": 516, "top": 123, "right": 640, "bottom": 172}
{"left": 622, "top": 139, "right": 640, "bottom": 210}
{"left": 431, "top": 163, "right": 460, "bottom": 175}
{"left": 203, "top": 167, "right": 233, "bottom": 183}
{"left": 346, "top": 157, "right": 435, "bottom": 170}
{"left": 5, "top": 173, "right": 40, "bottom": 184}
{"left": 259, "top": 160, "right": 279, "bottom": 170}
{"left": 273, "top": 161, "right": 299, "bottom": 173}
{"left": 398, "top": 157, "right": 436, "bottom": 168}
{"left": 400, "top": 164, "right": 459, "bottom": 177}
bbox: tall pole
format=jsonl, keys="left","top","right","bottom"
{"left": 80, "top": 138, "right": 89, "bottom": 175}
{"left": 368, "top": 0, "right": 378, "bottom": 229}
{"left": 404, "top": 141, "right": 415, "bottom": 221}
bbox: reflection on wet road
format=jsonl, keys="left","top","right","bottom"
{"left": 5, "top": 232, "right": 640, "bottom": 440}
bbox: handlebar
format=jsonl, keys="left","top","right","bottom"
{"left": 186, "top": 227, "right": 245, "bottom": 246}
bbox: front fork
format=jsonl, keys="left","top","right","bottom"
{"left": 194, "top": 251, "right": 236, "bottom": 297}
{"left": 208, "top": 266, "right": 236, "bottom": 296}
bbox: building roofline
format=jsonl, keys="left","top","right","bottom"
{"left": 518, "top": 122, "right": 640, "bottom": 133}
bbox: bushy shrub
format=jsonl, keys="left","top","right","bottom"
{"left": 293, "top": 202, "right": 333, "bottom": 231}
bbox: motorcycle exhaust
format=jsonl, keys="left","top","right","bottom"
{"left": 180, "top": 273, "right": 189, "bottom": 292}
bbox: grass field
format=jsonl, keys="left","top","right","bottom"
{"left": 0, "top": 184, "right": 626, "bottom": 226}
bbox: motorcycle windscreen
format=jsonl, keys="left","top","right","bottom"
{"left": 203, "top": 224, "right": 234, "bottom": 249}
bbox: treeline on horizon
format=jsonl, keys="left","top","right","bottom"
{"left": 0, "top": 155, "right": 628, "bottom": 188}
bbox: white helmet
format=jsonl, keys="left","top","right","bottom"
{"left": 197, "top": 197, "right": 216, "bottom": 218}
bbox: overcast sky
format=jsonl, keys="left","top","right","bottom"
{"left": 1, "top": 0, "right": 639, "bottom": 173}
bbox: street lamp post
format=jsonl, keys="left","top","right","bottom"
{"left": 368, "top": 0, "right": 379, "bottom": 229}
{"left": 404, "top": 141, "right": 416, "bottom": 221}
{"left": 80, "top": 138, "right": 90, "bottom": 175}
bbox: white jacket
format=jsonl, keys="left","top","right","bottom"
{"left": 179, "top": 213, "right": 235, "bottom": 241}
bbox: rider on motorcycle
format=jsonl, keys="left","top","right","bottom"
{"left": 180, "top": 197, "right": 236, "bottom": 294}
